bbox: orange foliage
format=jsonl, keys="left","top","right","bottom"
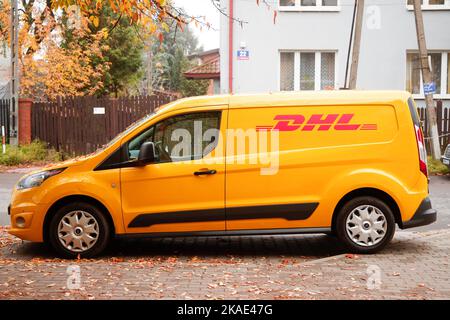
{"left": 0, "top": 0, "right": 10, "bottom": 47}
{"left": 20, "top": 19, "right": 111, "bottom": 99}
{"left": 0, "top": 0, "right": 211, "bottom": 99}
{"left": 0, "top": 0, "right": 110, "bottom": 99}
{"left": 52, "top": 0, "right": 172, "bottom": 26}
{"left": 51, "top": 0, "right": 210, "bottom": 42}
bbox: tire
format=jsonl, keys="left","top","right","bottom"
{"left": 48, "top": 202, "right": 111, "bottom": 258}
{"left": 336, "top": 196, "right": 395, "bottom": 254}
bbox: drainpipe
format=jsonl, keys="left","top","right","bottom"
{"left": 228, "top": 0, "right": 234, "bottom": 94}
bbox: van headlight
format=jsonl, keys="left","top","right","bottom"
{"left": 17, "top": 168, "right": 66, "bottom": 190}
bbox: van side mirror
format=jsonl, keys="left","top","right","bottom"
{"left": 137, "top": 142, "right": 156, "bottom": 165}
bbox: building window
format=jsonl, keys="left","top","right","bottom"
{"left": 280, "top": 0, "right": 296, "bottom": 6}
{"left": 301, "top": 0, "right": 316, "bottom": 5}
{"left": 280, "top": 51, "right": 336, "bottom": 91}
{"left": 279, "top": 0, "right": 339, "bottom": 11}
{"left": 406, "top": 52, "right": 450, "bottom": 96}
{"left": 406, "top": 0, "right": 450, "bottom": 10}
{"left": 406, "top": 53, "right": 421, "bottom": 94}
{"left": 448, "top": 53, "right": 450, "bottom": 94}
{"left": 280, "top": 52, "right": 295, "bottom": 91}
{"left": 300, "top": 53, "right": 315, "bottom": 90}
{"left": 321, "top": 52, "right": 335, "bottom": 90}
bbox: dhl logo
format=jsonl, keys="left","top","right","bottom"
{"left": 256, "top": 114, "right": 377, "bottom": 132}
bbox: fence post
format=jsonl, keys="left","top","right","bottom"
{"left": 436, "top": 100, "right": 442, "bottom": 150}
{"left": 18, "top": 98, "right": 33, "bottom": 145}
{"left": 1, "top": 125, "right": 5, "bottom": 154}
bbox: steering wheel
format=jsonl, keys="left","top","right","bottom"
{"left": 154, "top": 141, "right": 171, "bottom": 162}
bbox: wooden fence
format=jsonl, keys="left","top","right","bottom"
{"left": 0, "top": 99, "right": 10, "bottom": 143}
{"left": 418, "top": 101, "right": 450, "bottom": 153}
{"left": 32, "top": 94, "right": 177, "bottom": 155}
{"left": 31, "top": 95, "right": 450, "bottom": 156}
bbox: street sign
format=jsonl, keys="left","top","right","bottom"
{"left": 423, "top": 82, "right": 436, "bottom": 95}
{"left": 237, "top": 50, "right": 249, "bottom": 60}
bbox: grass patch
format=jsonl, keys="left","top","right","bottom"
{"left": 0, "top": 140, "right": 62, "bottom": 166}
{"left": 428, "top": 156, "right": 449, "bottom": 175}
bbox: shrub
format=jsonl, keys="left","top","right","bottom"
{"left": 427, "top": 156, "right": 449, "bottom": 175}
{"left": 0, "top": 140, "right": 61, "bottom": 166}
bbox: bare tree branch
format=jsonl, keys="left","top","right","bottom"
{"left": 210, "top": 0, "right": 248, "bottom": 28}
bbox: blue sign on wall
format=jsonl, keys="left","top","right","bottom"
{"left": 423, "top": 82, "right": 436, "bottom": 95}
{"left": 237, "top": 50, "right": 250, "bottom": 60}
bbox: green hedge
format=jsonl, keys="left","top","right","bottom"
{"left": 0, "top": 140, "right": 61, "bottom": 166}
{"left": 428, "top": 156, "right": 449, "bottom": 175}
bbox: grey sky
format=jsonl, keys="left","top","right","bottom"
{"left": 174, "top": 0, "right": 220, "bottom": 51}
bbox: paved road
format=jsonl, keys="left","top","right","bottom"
{"left": 0, "top": 173, "right": 22, "bottom": 226}
{"left": 1, "top": 173, "right": 449, "bottom": 229}
{"left": 417, "top": 175, "right": 450, "bottom": 231}
{"left": 1, "top": 228, "right": 449, "bottom": 299}
{"left": 0, "top": 173, "right": 448, "bottom": 299}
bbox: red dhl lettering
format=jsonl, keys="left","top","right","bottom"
{"left": 256, "top": 114, "right": 377, "bottom": 132}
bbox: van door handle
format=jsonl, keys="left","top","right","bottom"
{"left": 194, "top": 169, "right": 217, "bottom": 176}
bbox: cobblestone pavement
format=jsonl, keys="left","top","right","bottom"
{"left": 0, "top": 227, "right": 449, "bottom": 300}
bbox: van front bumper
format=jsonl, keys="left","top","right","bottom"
{"left": 7, "top": 202, "right": 47, "bottom": 242}
{"left": 401, "top": 197, "right": 437, "bottom": 229}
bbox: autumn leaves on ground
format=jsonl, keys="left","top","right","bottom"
{"left": 2, "top": 225, "right": 449, "bottom": 299}
{"left": 0, "top": 225, "right": 351, "bottom": 299}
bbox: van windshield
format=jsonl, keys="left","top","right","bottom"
{"left": 99, "top": 112, "right": 156, "bottom": 151}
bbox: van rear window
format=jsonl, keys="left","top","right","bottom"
{"left": 407, "top": 97, "right": 421, "bottom": 127}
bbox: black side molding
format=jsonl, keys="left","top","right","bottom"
{"left": 226, "top": 203, "right": 318, "bottom": 221}
{"left": 117, "top": 227, "right": 332, "bottom": 239}
{"left": 128, "top": 203, "right": 319, "bottom": 228}
{"left": 128, "top": 208, "right": 225, "bottom": 228}
{"left": 401, "top": 197, "right": 437, "bottom": 229}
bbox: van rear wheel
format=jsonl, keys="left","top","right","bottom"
{"left": 336, "top": 196, "right": 395, "bottom": 254}
{"left": 48, "top": 202, "right": 110, "bottom": 258}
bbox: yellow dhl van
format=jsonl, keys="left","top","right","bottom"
{"left": 8, "top": 91, "right": 436, "bottom": 257}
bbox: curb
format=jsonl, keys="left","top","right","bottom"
{"left": 0, "top": 167, "right": 43, "bottom": 174}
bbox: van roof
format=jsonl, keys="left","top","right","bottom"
{"left": 160, "top": 90, "right": 412, "bottom": 112}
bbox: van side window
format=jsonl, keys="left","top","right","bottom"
{"left": 127, "top": 111, "right": 221, "bottom": 163}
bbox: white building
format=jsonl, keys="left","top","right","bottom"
{"left": 219, "top": 0, "right": 450, "bottom": 109}
{"left": 0, "top": 49, "right": 10, "bottom": 98}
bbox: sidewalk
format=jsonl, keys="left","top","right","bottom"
{"left": 0, "top": 166, "right": 43, "bottom": 174}
{"left": 288, "top": 229, "right": 450, "bottom": 299}
{"left": 0, "top": 228, "right": 449, "bottom": 299}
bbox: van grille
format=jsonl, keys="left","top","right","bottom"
{"left": 445, "top": 145, "right": 450, "bottom": 158}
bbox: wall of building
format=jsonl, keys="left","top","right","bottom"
{"left": 220, "top": 0, "right": 450, "bottom": 108}
{"left": 0, "top": 49, "right": 10, "bottom": 98}
{"left": 0, "top": 50, "right": 10, "bottom": 87}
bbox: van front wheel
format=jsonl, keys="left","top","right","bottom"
{"left": 336, "top": 196, "right": 395, "bottom": 254}
{"left": 48, "top": 202, "right": 110, "bottom": 258}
